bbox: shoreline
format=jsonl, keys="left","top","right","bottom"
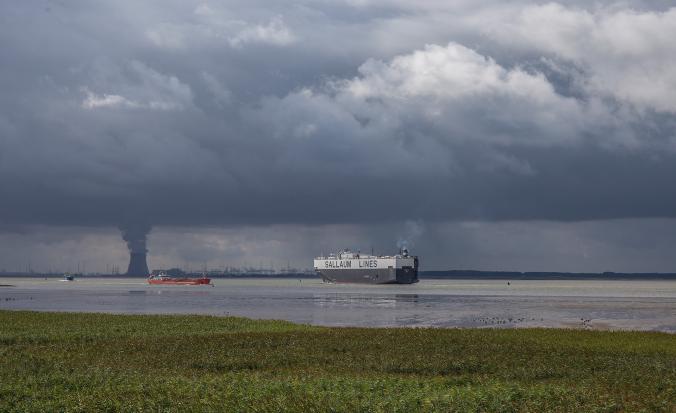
{"left": 1, "top": 307, "right": 675, "bottom": 334}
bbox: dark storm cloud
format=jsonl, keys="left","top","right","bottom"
{"left": 1, "top": 0, "right": 676, "bottom": 231}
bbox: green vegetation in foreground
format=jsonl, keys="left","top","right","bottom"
{"left": 0, "top": 311, "right": 674, "bottom": 412}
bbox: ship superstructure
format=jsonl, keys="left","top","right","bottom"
{"left": 314, "top": 248, "right": 419, "bottom": 284}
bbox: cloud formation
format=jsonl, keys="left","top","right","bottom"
{"left": 228, "top": 16, "right": 296, "bottom": 47}
{"left": 1, "top": 1, "right": 675, "bottom": 270}
{"left": 483, "top": 4, "right": 676, "bottom": 113}
{"left": 81, "top": 61, "right": 194, "bottom": 111}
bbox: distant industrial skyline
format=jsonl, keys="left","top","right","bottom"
{"left": 2, "top": 220, "right": 676, "bottom": 273}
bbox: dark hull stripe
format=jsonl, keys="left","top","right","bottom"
{"left": 316, "top": 268, "right": 419, "bottom": 284}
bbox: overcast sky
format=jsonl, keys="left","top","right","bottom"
{"left": 1, "top": 1, "right": 676, "bottom": 272}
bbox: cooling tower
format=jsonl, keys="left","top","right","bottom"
{"left": 126, "top": 252, "right": 149, "bottom": 276}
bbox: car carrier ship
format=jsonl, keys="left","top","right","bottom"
{"left": 314, "top": 248, "right": 419, "bottom": 284}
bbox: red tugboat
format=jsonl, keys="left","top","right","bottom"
{"left": 147, "top": 272, "right": 212, "bottom": 286}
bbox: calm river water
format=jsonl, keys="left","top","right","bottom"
{"left": 1, "top": 277, "right": 674, "bottom": 332}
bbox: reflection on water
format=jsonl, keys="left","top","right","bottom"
{"left": 0, "top": 278, "right": 674, "bottom": 332}
{"left": 313, "top": 294, "right": 420, "bottom": 308}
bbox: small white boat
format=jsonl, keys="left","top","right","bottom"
{"left": 60, "top": 273, "right": 75, "bottom": 282}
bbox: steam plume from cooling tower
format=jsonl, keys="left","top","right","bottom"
{"left": 119, "top": 223, "right": 151, "bottom": 276}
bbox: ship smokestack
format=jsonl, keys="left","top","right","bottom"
{"left": 119, "top": 222, "right": 151, "bottom": 276}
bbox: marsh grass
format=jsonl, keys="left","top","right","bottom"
{"left": 0, "top": 310, "right": 674, "bottom": 412}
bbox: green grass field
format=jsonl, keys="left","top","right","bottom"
{"left": 0, "top": 311, "right": 674, "bottom": 412}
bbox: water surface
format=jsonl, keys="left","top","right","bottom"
{"left": 1, "top": 278, "right": 674, "bottom": 332}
